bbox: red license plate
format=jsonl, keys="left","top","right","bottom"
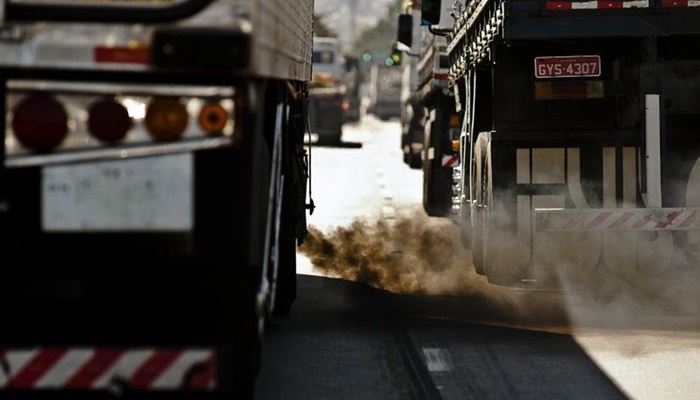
{"left": 534, "top": 55, "right": 601, "bottom": 78}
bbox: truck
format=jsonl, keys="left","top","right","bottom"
{"left": 397, "top": 2, "right": 427, "bottom": 169}
{"left": 309, "top": 36, "right": 346, "bottom": 145}
{"left": 342, "top": 55, "right": 362, "bottom": 124}
{"left": 367, "top": 63, "right": 403, "bottom": 121}
{"left": 0, "top": 0, "right": 313, "bottom": 398}
{"left": 409, "top": 0, "right": 700, "bottom": 290}
{"left": 414, "top": 29, "right": 460, "bottom": 218}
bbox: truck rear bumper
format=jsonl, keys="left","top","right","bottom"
{"left": 535, "top": 207, "right": 700, "bottom": 232}
{"left": 0, "top": 346, "right": 216, "bottom": 392}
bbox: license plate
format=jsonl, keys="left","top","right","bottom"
{"left": 42, "top": 154, "right": 193, "bottom": 231}
{"left": 534, "top": 55, "right": 601, "bottom": 79}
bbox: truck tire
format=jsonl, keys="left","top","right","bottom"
{"left": 193, "top": 145, "right": 265, "bottom": 399}
{"left": 272, "top": 86, "right": 301, "bottom": 317}
{"left": 470, "top": 207, "right": 485, "bottom": 275}
{"left": 231, "top": 291, "right": 263, "bottom": 400}
{"left": 471, "top": 133, "right": 489, "bottom": 275}
{"left": 481, "top": 136, "right": 524, "bottom": 287}
{"left": 273, "top": 219, "right": 297, "bottom": 316}
{"left": 225, "top": 81, "right": 274, "bottom": 397}
{"left": 318, "top": 132, "right": 342, "bottom": 146}
{"left": 459, "top": 204, "right": 473, "bottom": 251}
{"left": 409, "top": 152, "right": 422, "bottom": 169}
{"left": 423, "top": 137, "right": 453, "bottom": 217}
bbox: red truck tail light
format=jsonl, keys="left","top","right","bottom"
{"left": 11, "top": 93, "right": 68, "bottom": 153}
{"left": 88, "top": 98, "right": 132, "bottom": 143}
{"left": 198, "top": 102, "right": 228, "bottom": 134}
{"left": 144, "top": 96, "right": 189, "bottom": 142}
{"left": 5, "top": 81, "right": 239, "bottom": 167}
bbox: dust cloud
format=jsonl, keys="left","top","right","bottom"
{"left": 298, "top": 206, "right": 570, "bottom": 328}
{"left": 299, "top": 207, "right": 478, "bottom": 295}
{"left": 298, "top": 205, "right": 700, "bottom": 331}
{"left": 554, "top": 238, "right": 700, "bottom": 330}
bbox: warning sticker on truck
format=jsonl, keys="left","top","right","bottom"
{"left": 534, "top": 55, "right": 601, "bottom": 79}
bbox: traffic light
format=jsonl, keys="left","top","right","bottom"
{"left": 389, "top": 45, "right": 402, "bottom": 66}
{"left": 421, "top": 0, "right": 442, "bottom": 26}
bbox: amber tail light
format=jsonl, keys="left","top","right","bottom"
{"left": 144, "top": 97, "right": 189, "bottom": 142}
{"left": 198, "top": 103, "right": 228, "bottom": 135}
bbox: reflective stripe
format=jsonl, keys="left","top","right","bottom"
{"left": 91, "top": 349, "right": 153, "bottom": 389}
{"left": 129, "top": 350, "right": 182, "bottom": 389}
{"left": 65, "top": 348, "right": 124, "bottom": 388}
{"left": 535, "top": 208, "right": 700, "bottom": 232}
{"left": 151, "top": 350, "right": 212, "bottom": 389}
{"left": 0, "top": 347, "right": 216, "bottom": 391}
{"left": 0, "top": 349, "right": 38, "bottom": 387}
{"left": 6, "top": 349, "right": 67, "bottom": 388}
{"left": 547, "top": 0, "right": 649, "bottom": 8}
{"left": 442, "top": 155, "right": 458, "bottom": 167}
{"left": 35, "top": 349, "right": 93, "bottom": 388}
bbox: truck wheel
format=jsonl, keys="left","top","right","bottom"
{"left": 317, "top": 133, "right": 342, "bottom": 146}
{"left": 232, "top": 81, "right": 271, "bottom": 397}
{"left": 408, "top": 153, "right": 422, "bottom": 169}
{"left": 460, "top": 205, "right": 473, "bottom": 251}
{"left": 273, "top": 220, "right": 297, "bottom": 316}
{"left": 272, "top": 88, "right": 299, "bottom": 317}
{"left": 471, "top": 207, "right": 485, "bottom": 275}
{"left": 481, "top": 138, "right": 525, "bottom": 287}
{"left": 471, "top": 133, "right": 489, "bottom": 275}
{"left": 232, "top": 299, "right": 262, "bottom": 400}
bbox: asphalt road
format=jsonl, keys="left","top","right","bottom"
{"left": 255, "top": 115, "right": 700, "bottom": 400}
{"left": 256, "top": 274, "right": 627, "bottom": 400}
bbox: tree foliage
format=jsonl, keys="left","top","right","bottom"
{"left": 349, "top": 0, "right": 401, "bottom": 57}
{"left": 314, "top": 13, "right": 336, "bottom": 38}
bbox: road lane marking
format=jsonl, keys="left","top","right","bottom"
{"left": 422, "top": 348, "right": 452, "bottom": 372}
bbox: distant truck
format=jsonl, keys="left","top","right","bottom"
{"left": 415, "top": 34, "right": 459, "bottom": 217}
{"left": 342, "top": 56, "right": 362, "bottom": 124}
{"left": 309, "top": 36, "right": 346, "bottom": 145}
{"left": 367, "top": 63, "right": 402, "bottom": 121}
{"left": 397, "top": 2, "right": 426, "bottom": 169}
{"left": 0, "top": 0, "right": 313, "bottom": 398}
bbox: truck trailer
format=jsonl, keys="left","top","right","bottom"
{"left": 411, "top": 0, "right": 700, "bottom": 290}
{"left": 414, "top": 31, "right": 460, "bottom": 218}
{"left": 367, "top": 63, "right": 403, "bottom": 121}
{"left": 396, "top": 3, "right": 428, "bottom": 170}
{"left": 309, "top": 36, "right": 347, "bottom": 145}
{"left": 0, "top": 0, "right": 313, "bottom": 398}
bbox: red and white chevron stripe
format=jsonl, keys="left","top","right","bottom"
{"left": 0, "top": 347, "right": 215, "bottom": 390}
{"left": 534, "top": 208, "right": 700, "bottom": 232}
{"left": 660, "top": 0, "right": 700, "bottom": 6}
{"left": 546, "top": 0, "right": 700, "bottom": 7}
{"left": 441, "top": 155, "right": 459, "bottom": 168}
{"left": 546, "top": 0, "right": 649, "bottom": 9}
